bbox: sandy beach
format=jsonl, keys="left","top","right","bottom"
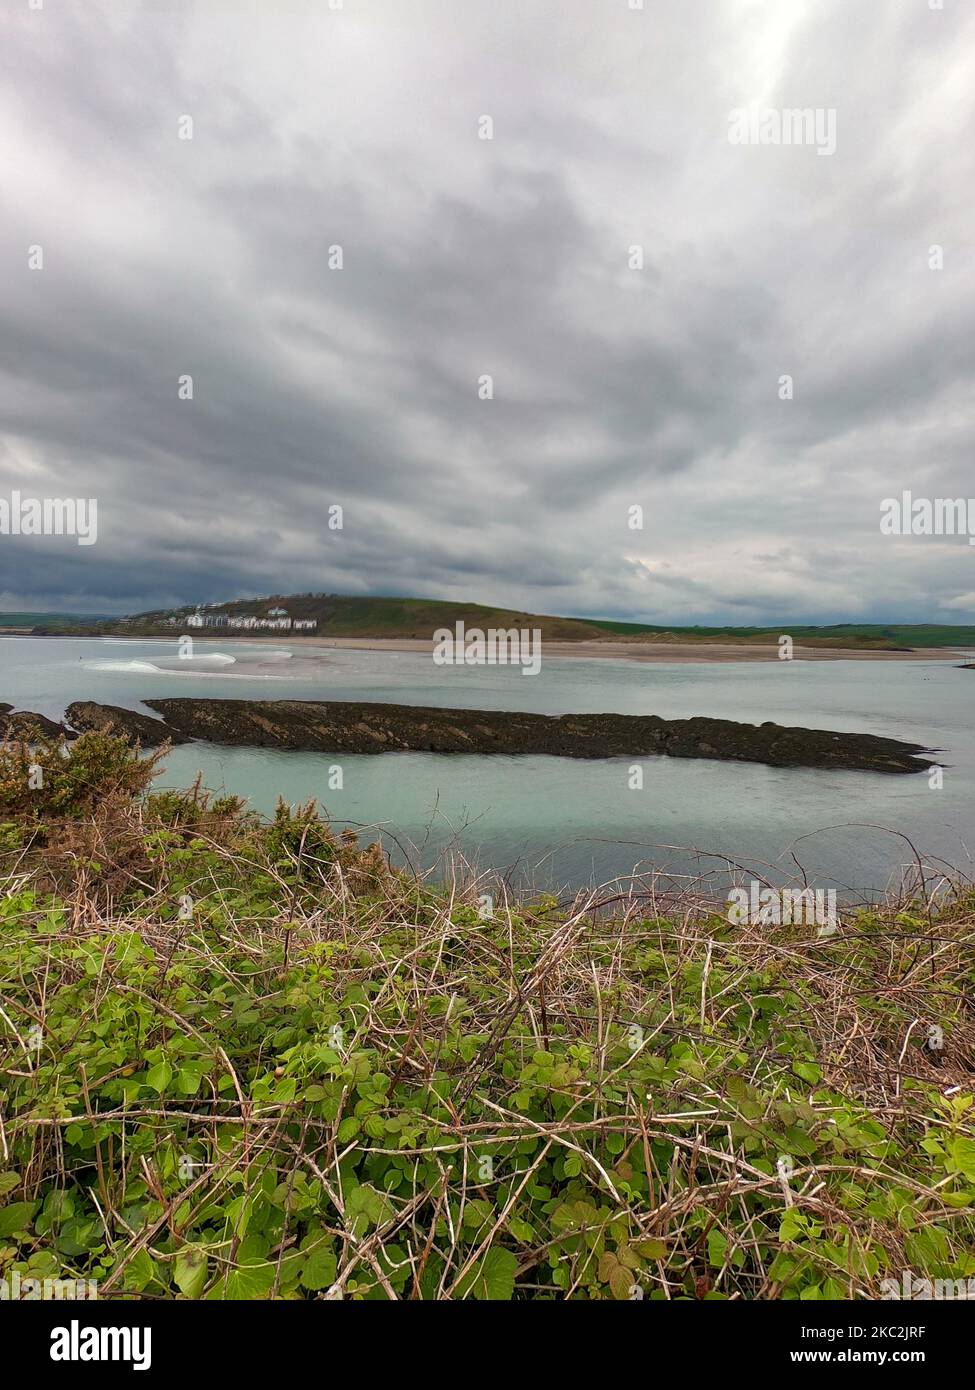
{"left": 251, "top": 636, "right": 963, "bottom": 664}
{"left": 9, "top": 632, "right": 965, "bottom": 663}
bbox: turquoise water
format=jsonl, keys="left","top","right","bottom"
{"left": 2, "top": 635, "right": 973, "bottom": 894}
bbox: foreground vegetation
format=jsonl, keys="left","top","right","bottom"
{"left": 1, "top": 731, "right": 974, "bottom": 1299}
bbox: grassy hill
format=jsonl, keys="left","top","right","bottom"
{"left": 11, "top": 596, "right": 975, "bottom": 648}
{"left": 162, "top": 594, "right": 606, "bottom": 641}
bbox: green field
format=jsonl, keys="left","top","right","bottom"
{"left": 577, "top": 620, "right": 975, "bottom": 649}
{"left": 0, "top": 612, "right": 107, "bottom": 629}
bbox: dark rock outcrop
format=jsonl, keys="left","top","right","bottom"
{"left": 64, "top": 701, "right": 186, "bottom": 746}
{"left": 0, "top": 709, "right": 71, "bottom": 740}
{"left": 143, "top": 698, "right": 935, "bottom": 774}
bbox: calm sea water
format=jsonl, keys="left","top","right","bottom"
{"left": 2, "top": 636, "right": 973, "bottom": 896}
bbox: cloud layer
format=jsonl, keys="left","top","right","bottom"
{"left": 1, "top": 0, "right": 973, "bottom": 621}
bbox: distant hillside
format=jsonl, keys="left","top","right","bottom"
{"left": 0, "top": 612, "right": 107, "bottom": 631}
{"left": 109, "top": 595, "right": 611, "bottom": 641}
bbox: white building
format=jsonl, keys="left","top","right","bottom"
{"left": 180, "top": 607, "right": 315, "bottom": 633}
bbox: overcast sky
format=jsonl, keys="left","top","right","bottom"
{"left": 1, "top": 0, "right": 973, "bottom": 622}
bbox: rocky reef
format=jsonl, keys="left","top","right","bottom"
{"left": 0, "top": 708, "right": 71, "bottom": 740}
{"left": 0, "top": 701, "right": 184, "bottom": 747}
{"left": 64, "top": 701, "right": 188, "bottom": 745}
{"left": 120, "top": 697, "right": 940, "bottom": 774}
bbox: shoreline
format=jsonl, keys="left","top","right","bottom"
{"left": 5, "top": 631, "right": 966, "bottom": 663}
{"left": 288, "top": 637, "right": 965, "bottom": 663}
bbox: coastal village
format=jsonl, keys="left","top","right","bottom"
{"left": 173, "top": 605, "right": 318, "bottom": 633}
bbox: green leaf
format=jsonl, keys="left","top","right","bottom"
{"left": 616, "top": 1244, "right": 641, "bottom": 1270}
{"left": 792, "top": 1062, "right": 822, "bottom": 1085}
{"left": 224, "top": 1262, "right": 275, "bottom": 1300}
{"left": 123, "top": 1248, "right": 156, "bottom": 1293}
{"left": 345, "top": 1184, "right": 390, "bottom": 1236}
{"left": 707, "top": 1229, "right": 728, "bottom": 1268}
{"left": 55, "top": 1216, "right": 99, "bottom": 1257}
{"left": 636, "top": 1238, "right": 668, "bottom": 1260}
{"left": 461, "top": 1199, "right": 494, "bottom": 1232}
{"left": 176, "top": 1066, "right": 203, "bottom": 1097}
{"left": 947, "top": 1137, "right": 975, "bottom": 1183}
{"left": 146, "top": 1060, "right": 173, "bottom": 1094}
{"left": 300, "top": 1243, "right": 337, "bottom": 1291}
{"left": 0, "top": 1201, "right": 38, "bottom": 1237}
{"left": 225, "top": 1235, "right": 275, "bottom": 1300}
{"left": 598, "top": 1250, "right": 640, "bottom": 1300}
{"left": 174, "top": 1247, "right": 208, "bottom": 1298}
{"left": 0, "top": 1172, "right": 21, "bottom": 1198}
{"left": 780, "top": 1210, "right": 806, "bottom": 1242}
{"left": 456, "top": 1246, "right": 517, "bottom": 1301}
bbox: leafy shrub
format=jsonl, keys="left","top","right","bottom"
{"left": 0, "top": 729, "right": 159, "bottom": 822}
{"left": 1, "top": 825, "right": 973, "bottom": 1298}
{"left": 1, "top": 740, "right": 972, "bottom": 1298}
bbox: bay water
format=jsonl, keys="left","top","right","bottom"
{"left": 2, "top": 636, "right": 972, "bottom": 897}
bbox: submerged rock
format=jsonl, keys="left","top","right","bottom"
{"left": 143, "top": 697, "right": 936, "bottom": 774}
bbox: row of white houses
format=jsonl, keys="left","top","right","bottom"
{"left": 181, "top": 609, "right": 317, "bottom": 631}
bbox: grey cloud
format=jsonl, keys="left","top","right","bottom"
{"left": 1, "top": 0, "right": 973, "bottom": 622}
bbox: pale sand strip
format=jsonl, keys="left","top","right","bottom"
{"left": 27, "top": 630, "right": 959, "bottom": 663}
{"left": 242, "top": 636, "right": 964, "bottom": 664}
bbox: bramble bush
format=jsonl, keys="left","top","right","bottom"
{"left": 0, "top": 734, "right": 973, "bottom": 1299}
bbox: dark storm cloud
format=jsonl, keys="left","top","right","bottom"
{"left": 1, "top": 0, "right": 973, "bottom": 621}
